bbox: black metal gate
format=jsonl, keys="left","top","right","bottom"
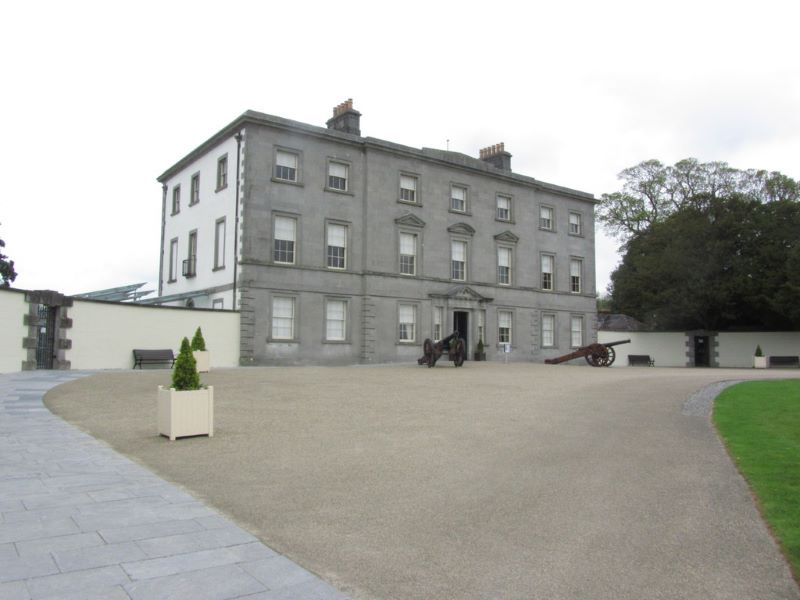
{"left": 694, "top": 335, "right": 709, "bottom": 367}
{"left": 35, "top": 304, "right": 57, "bottom": 369}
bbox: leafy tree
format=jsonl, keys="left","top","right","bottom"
{"left": 783, "top": 244, "right": 800, "bottom": 325}
{"left": 596, "top": 159, "right": 670, "bottom": 239}
{"left": 754, "top": 199, "right": 800, "bottom": 326}
{"left": 0, "top": 225, "right": 17, "bottom": 286}
{"left": 609, "top": 194, "right": 800, "bottom": 330}
{"left": 599, "top": 159, "right": 799, "bottom": 241}
{"left": 172, "top": 337, "right": 201, "bottom": 391}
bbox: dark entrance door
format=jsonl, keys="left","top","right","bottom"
{"left": 35, "top": 304, "right": 57, "bottom": 369}
{"left": 694, "top": 336, "right": 709, "bottom": 367}
{"left": 454, "top": 311, "right": 468, "bottom": 359}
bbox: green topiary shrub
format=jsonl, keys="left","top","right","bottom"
{"left": 755, "top": 345, "right": 764, "bottom": 357}
{"left": 172, "top": 337, "right": 201, "bottom": 391}
{"left": 191, "top": 327, "right": 207, "bottom": 352}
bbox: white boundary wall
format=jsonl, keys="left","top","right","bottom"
{"left": 4, "top": 287, "right": 797, "bottom": 371}
{"left": 598, "top": 331, "right": 688, "bottom": 367}
{"left": 67, "top": 300, "right": 240, "bottom": 370}
{"left": 716, "top": 332, "right": 800, "bottom": 368}
{"left": 0, "top": 289, "right": 29, "bottom": 373}
{"left": 599, "top": 330, "right": 800, "bottom": 368}
{"left": 0, "top": 287, "right": 240, "bottom": 372}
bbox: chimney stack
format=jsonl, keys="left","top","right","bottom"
{"left": 326, "top": 98, "right": 361, "bottom": 136}
{"left": 479, "top": 142, "right": 512, "bottom": 171}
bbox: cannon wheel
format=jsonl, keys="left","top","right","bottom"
{"left": 584, "top": 343, "right": 610, "bottom": 367}
{"left": 605, "top": 346, "right": 616, "bottom": 367}
{"left": 452, "top": 338, "right": 466, "bottom": 367}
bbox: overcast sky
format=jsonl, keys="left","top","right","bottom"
{"left": 2, "top": 0, "right": 798, "bottom": 298}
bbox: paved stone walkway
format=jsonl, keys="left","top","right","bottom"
{"left": 0, "top": 371, "right": 352, "bottom": 600}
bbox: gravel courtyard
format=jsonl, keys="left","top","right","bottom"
{"left": 45, "top": 364, "right": 800, "bottom": 600}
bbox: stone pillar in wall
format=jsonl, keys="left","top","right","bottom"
{"left": 589, "top": 311, "right": 599, "bottom": 344}
{"left": 360, "top": 296, "right": 376, "bottom": 363}
{"left": 238, "top": 283, "right": 256, "bottom": 365}
{"left": 529, "top": 309, "right": 540, "bottom": 359}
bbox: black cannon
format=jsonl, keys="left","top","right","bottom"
{"left": 417, "top": 331, "right": 467, "bottom": 368}
{"left": 544, "top": 339, "right": 631, "bottom": 367}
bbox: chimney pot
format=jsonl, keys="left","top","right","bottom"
{"left": 478, "top": 142, "right": 512, "bottom": 171}
{"left": 327, "top": 98, "right": 362, "bottom": 136}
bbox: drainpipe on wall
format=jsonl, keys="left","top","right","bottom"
{"left": 158, "top": 183, "right": 167, "bottom": 297}
{"left": 233, "top": 131, "right": 242, "bottom": 308}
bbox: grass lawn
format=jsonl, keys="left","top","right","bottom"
{"left": 714, "top": 379, "right": 800, "bottom": 580}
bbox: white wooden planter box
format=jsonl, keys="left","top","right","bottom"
{"left": 157, "top": 385, "right": 214, "bottom": 441}
{"left": 193, "top": 350, "right": 210, "bottom": 373}
{"left": 753, "top": 356, "right": 768, "bottom": 369}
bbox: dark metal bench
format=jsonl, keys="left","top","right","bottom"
{"left": 768, "top": 356, "right": 799, "bottom": 368}
{"left": 133, "top": 349, "right": 175, "bottom": 369}
{"left": 628, "top": 354, "right": 655, "bottom": 367}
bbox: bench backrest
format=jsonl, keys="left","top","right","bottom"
{"left": 133, "top": 349, "right": 175, "bottom": 360}
{"left": 768, "top": 356, "right": 799, "bottom": 367}
{"left": 628, "top": 355, "right": 652, "bottom": 366}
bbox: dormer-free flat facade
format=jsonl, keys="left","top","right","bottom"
{"left": 156, "top": 102, "right": 598, "bottom": 365}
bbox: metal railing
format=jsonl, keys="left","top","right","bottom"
{"left": 182, "top": 257, "right": 197, "bottom": 277}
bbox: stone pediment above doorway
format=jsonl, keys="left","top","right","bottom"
{"left": 447, "top": 222, "right": 475, "bottom": 237}
{"left": 431, "top": 285, "right": 493, "bottom": 303}
{"left": 394, "top": 213, "right": 426, "bottom": 228}
{"left": 494, "top": 230, "right": 519, "bottom": 243}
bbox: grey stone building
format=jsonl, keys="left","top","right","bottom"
{"left": 156, "top": 100, "right": 597, "bottom": 365}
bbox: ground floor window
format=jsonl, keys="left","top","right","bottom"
{"left": 571, "top": 315, "right": 583, "bottom": 347}
{"left": 325, "top": 299, "right": 347, "bottom": 341}
{"left": 272, "top": 297, "right": 295, "bottom": 340}
{"left": 398, "top": 304, "right": 416, "bottom": 342}
{"left": 433, "top": 306, "right": 443, "bottom": 341}
{"left": 542, "top": 314, "right": 555, "bottom": 347}
{"left": 498, "top": 310, "right": 512, "bottom": 344}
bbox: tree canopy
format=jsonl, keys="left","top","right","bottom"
{"left": 0, "top": 225, "right": 17, "bottom": 287}
{"left": 598, "top": 158, "right": 800, "bottom": 241}
{"left": 609, "top": 194, "right": 800, "bottom": 330}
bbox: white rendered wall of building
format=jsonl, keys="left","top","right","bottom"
{"left": 159, "top": 290, "right": 236, "bottom": 311}
{"left": 160, "top": 135, "right": 239, "bottom": 308}
{"left": 599, "top": 330, "right": 800, "bottom": 367}
{"left": 717, "top": 332, "right": 800, "bottom": 368}
{"left": 67, "top": 300, "right": 240, "bottom": 369}
{"left": 598, "top": 331, "right": 689, "bottom": 367}
{"left": 0, "top": 289, "right": 28, "bottom": 373}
